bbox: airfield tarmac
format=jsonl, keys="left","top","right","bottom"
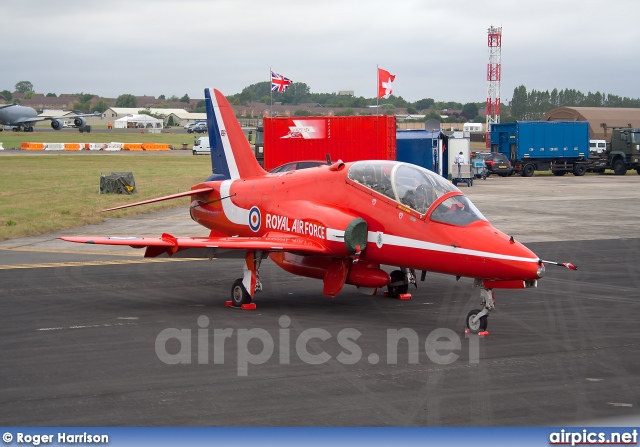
{"left": 1, "top": 174, "right": 639, "bottom": 426}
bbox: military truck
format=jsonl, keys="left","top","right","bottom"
{"left": 594, "top": 128, "right": 640, "bottom": 175}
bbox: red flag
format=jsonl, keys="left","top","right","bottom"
{"left": 378, "top": 68, "right": 395, "bottom": 98}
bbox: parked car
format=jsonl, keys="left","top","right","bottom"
{"left": 188, "top": 122, "right": 207, "bottom": 134}
{"left": 269, "top": 160, "right": 326, "bottom": 173}
{"left": 478, "top": 152, "right": 513, "bottom": 177}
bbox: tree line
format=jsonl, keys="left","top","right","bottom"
{"left": 4, "top": 80, "right": 640, "bottom": 123}
{"left": 508, "top": 85, "right": 640, "bottom": 121}
{"left": 0, "top": 81, "right": 194, "bottom": 115}
{"left": 227, "top": 81, "right": 485, "bottom": 122}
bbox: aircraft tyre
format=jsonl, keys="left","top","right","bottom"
{"left": 231, "top": 278, "right": 252, "bottom": 307}
{"left": 466, "top": 309, "right": 488, "bottom": 334}
{"left": 387, "top": 270, "right": 409, "bottom": 297}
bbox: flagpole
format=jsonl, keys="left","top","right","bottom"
{"left": 376, "top": 64, "right": 379, "bottom": 117}
{"left": 269, "top": 67, "right": 273, "bottom": 118}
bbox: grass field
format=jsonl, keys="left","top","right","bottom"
{"left": 0, "top": 154, "right": 212, "bottom": 241}
{"left": 0, "top": 129, "right": 195, "bottom": 150}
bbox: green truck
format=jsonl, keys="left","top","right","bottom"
{"left": 589, "top": 128, "right": 640, "bottom": 175}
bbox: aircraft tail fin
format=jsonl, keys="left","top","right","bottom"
{"left": 205, "top": 88, "right": 267, "bottom": 180}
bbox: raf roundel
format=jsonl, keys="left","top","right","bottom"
{"left": 249, "top": 206, "right": 261, "bottom": 232}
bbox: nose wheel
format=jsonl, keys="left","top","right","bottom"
{"left": 465, "top": 287, "right": 494, "bottom": 334}
{"left": 466, "top": 309, "right": 488, "bottom": 334}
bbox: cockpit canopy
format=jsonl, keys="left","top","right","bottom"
{"left": 348, "top": 161, "right": 487, "bottom": 226}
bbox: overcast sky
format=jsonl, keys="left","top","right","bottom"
{"left": 2, "top": 0, "right": 639, "bottom": 104}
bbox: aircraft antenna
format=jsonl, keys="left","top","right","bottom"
{"left": 486, "top": 25, "right": 502, "bottom": 149}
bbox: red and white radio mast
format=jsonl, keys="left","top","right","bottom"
{"left": 486, "top": 26, "right": 502, "bottom": 148}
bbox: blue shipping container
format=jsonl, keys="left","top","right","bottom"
{"left": 490, "top": 121, "right": 589, "bottom": 161}
{"left": 396, "top": 130, "right": 449, "bottom": 178}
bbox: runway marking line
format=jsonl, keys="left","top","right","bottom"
{"left": 37, "top": 321, "right": 139, "bottom": 331}
{"left": 0, "top": 258, "right": 207, "bottom": 270}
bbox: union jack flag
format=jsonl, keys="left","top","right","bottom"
{"left": 271, "top": 71, "right": 292, "bottom": 93}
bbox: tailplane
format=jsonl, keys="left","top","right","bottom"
{"left": 205, "top": 88, "right": 266, "bottom": 180}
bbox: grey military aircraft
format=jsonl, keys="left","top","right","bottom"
{"left": 0, "top": 103, "right": 99, "bottom": 132}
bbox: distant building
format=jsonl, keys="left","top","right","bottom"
{"left": 543, "top": 107, "right": 640, "bottom": 140}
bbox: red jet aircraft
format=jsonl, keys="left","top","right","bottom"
{"left": 61, "top": 88, "right": 576, "bottom": 334}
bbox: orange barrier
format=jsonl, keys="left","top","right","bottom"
{"left": 20, "top": 142, "right": 45, "bottom": 150}
{"left": 63, "top": 143, "right": 82, "bottom": 151}
{"left": 123, "top": 143, "right": 143, "bottom": 151}
{"left": 141, "top": 143, "right": 170, "bottom": 151}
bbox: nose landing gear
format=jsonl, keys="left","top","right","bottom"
{"left": 466, "top": 287, "right": 494, "bottom": 334}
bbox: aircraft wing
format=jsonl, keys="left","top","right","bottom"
{"left": 22, "top": 111, "right": 101, "bottom": 124}
{"left": 59, "top": 232, "right": 329, "bottom": 258}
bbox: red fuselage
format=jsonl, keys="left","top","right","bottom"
{"left": 188, "top": 162, "right": 542, "bottom": 286}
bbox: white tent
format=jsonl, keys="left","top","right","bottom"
{"left": 114, "top": 114, "right": 162, "bottom": 129}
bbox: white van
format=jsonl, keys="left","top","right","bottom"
{"left": 192, "top": 136, "right": 210, "bottom": 155}
{"left": 589, "top": 139, "right": 607, "bottom": 155}
{"left": 463, "top": 123, "right": 483, "bottom": 133}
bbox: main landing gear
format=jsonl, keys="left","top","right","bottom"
{"left": 386, "top": 268, "right": 417, "bottom": 298}
{"left": 228, "top": 251, "right": 264, "bottom": 308}
{"left": 466, "top": 286, "right": 495, "bottom": 334}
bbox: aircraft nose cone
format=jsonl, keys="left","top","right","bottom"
{"left": 460, "top": 224, "right": 542, "bottom": 281}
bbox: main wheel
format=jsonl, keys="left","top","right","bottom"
{"left": 522, "top": 164, "right": 535, "bottom": 177}
{"left": 231, "top": 278, "right": 252, "bottom": 307}
{"left": 613, "top": 159, "right": 627, "bottom": 175}
{"left": 387, "top": 270, "right": 408, "bottom": 298}
{"left": 573, "top": 164, "right": 586, "bottom": 176}
{"left": 466, "top": 309, "right": 488, "bottom": 334}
